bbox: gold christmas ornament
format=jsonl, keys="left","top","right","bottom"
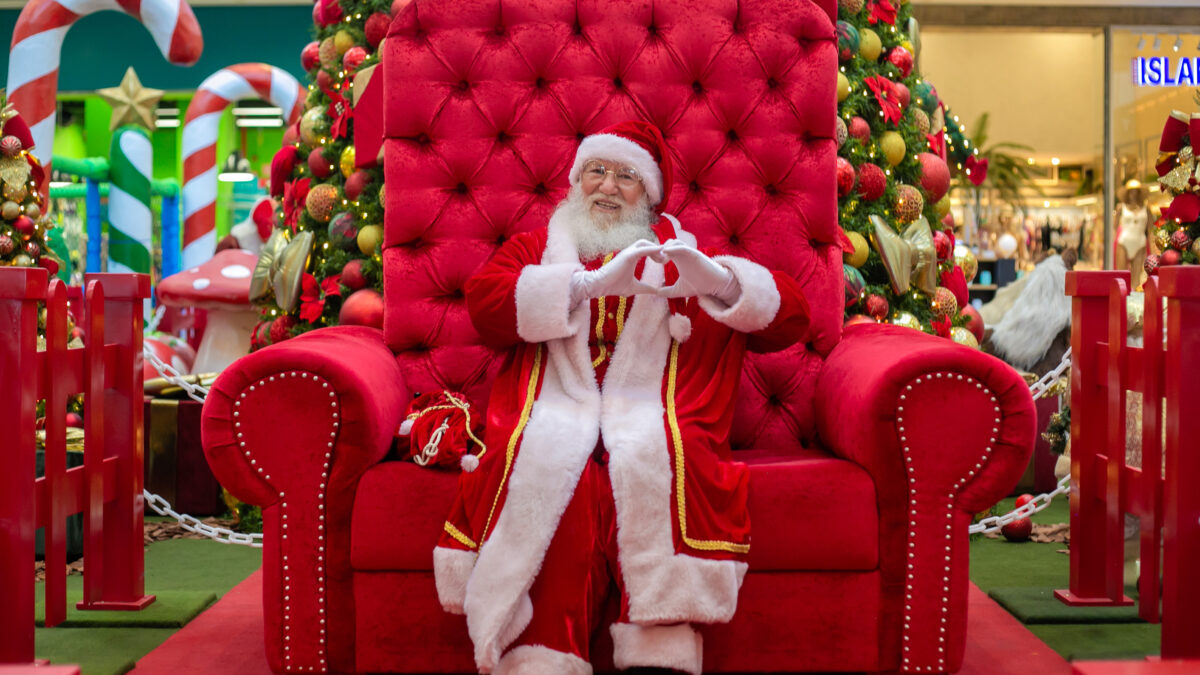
{"left": 357, "top": 224, "right": 384, "bottom": 254}
{"left": 334, "top": 29, "right": 356, "bottom": 56}
{"left": 859, "top": 28, "right": 882, "bottom": 61}
{"left": 3, "top": 180, "right": 26, "bottom": 202}
{"left": 869, "top": 214, "right": 938, "bottom": 295}
{"left": 953, "top": 245, "right": 977, "bottom": 283}
{"left": 935, "top": 195, "right": 951, "bottom": 219}
{"left": 950, "top": 326, "right": 979, "bottom": 349}
{"left": 837, "top": 73, "right": 850, "bottom": 103}
{"left": 25, "top": 203, "right": 40, "bottom": 220}
{"left": 1, "top": 200, "right": 19, "bottom": 220}
{"left": 844, "top": 231, "right": 869, "bottom": 267}
{"left": 340, "top": 145, "right": 356, "bottom": 178}
{"left": 1157, "top": 228, "right": 1171, "bottom": 252}
{"left": 300, "top": 108, "right": 328, "bottom": 147}
{"left": 931, "top": 286, "right": 958, "bottom": 321}
{"left": 97, "top": 67, "right": 164, "bottom": 131}
{"left": 880, "top": 131, "right": 906, "bottom": 167}
{"left": 891, "top": 311, "right": 920, "bottom": 330}
{"left": 319, "top": 37, "right": 340, "bottom": 71}
{"left": 11, "top": 253, "right": 32, "bottom": 266}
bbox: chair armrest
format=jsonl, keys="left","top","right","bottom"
{"left": 200, "top": 325, "right": 408, "bottom": 674}
{"left": 814, "top": 323, "right": 1035, "bottom": 673}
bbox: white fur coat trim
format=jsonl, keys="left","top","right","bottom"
{"left": 432, "top": 546, "right": 476, "bottom": 615}
{"left": 611, "top": 623, "right": 704, "bottom": 675}
{"left": 493, "top": 645, "right": 593, "bottom": 675}
{"left": 698, "top": 255, "right": 782, "bottom": 334}
{"left": 988, "top": 254, "right": 1071, "bottom": 370}
{"left": 569, "top": 134, "right": 664, "bottom": 207}
{"left": 515, "top": 262, "right": 582, "bottom": 343}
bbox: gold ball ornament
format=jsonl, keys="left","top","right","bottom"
{"left": 299, "top": 108, "right": 327, "bottom": 147}
{"left": 11, "top": 253, "right": 32, "bottom": 267}
{"left": 340, "top": 145, "right": 356, "bottom": 178}
{"left": 305, "top": 183, "right": 340, "bottom": 223}
{"left": 859, "top": 29, "right": 882, "bottom": 61}
{"left": 931, "top": 286, "right": 958, "bottom": 321}
{"left": 911, "top": 108, "right": 930, "bottom": 135}
{"left": 3, "top": 181, "right": 27, "bottom": 202}
{"left": 894, "top": 184, "right": 924, "bottom": 223}
{"left": 837, "top": 72, "right": 850, "bottom": 103}
{"left": 319, "top": 37, "right": 340, "bottom": 71}
{"left": 357, "top": 224, "right": 384, "bottom": 254}
{"left": 25, "top": 203, "right": 40, "bottom": 220}
{"left": 334, "top": 30, "right": 356, "bottom": 56}
{"left": 935, "top": 195, "right": 951, "bottom": 219}
{"left": 1156, "top": 228, "right": 1171, "bottom": 252}
{"left": 1191, "top": 238, "right": 1200, "bottom": 257}
{"left": 891, "top": 311, "right": 920, "bottom": 329}
{"left": 378, "top": 182, "right": 386, "bottom": 208}
{"left": 880, "top": 131, "right": 906, "bottom": 166}
{"left": 844, "top": 231, "right": 869, "bottom": 267}
{"left": 953, "top": 245, "right": 978, "bottom": 283}
{"left": 1, "top": 200, "right": 19, "bottom": 220}
{"left": 950, "top": 326, "right": 979, "bottom": 349}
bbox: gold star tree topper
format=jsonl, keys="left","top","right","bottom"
{"left": 98, "top": 67, "right": 164, "bottom": 131}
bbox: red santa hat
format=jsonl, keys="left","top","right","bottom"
{"left": 569, "top": 120, "right": 673, "bottom": 212}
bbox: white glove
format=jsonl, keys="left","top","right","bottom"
{"left": 569, "top": 239, "right": 663, "bottom": 305}
{"left": 657, "top": 240, "right": 741, "bottom": 304}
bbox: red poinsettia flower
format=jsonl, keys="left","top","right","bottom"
{"left": 323, "top": 79, "right": 354, "bottom": 140}
{"left": 930, "top": 315, "right": 952, "bottom": 338}
{"left": 869, "top": 0, "right": 897, "bottom": 26}
{"left": 965, "top": 155, "right": 989, "bottom": 186}
{"left": 926, "top": 129, "right": 946, "bottom": 159}
{"left": 864, "top": 76, "right": 902, "bottom": 126}
{"left": 1164, "top": 192, "right": 1200, "bottom": 225}
{"left": 299, "top": 273, "right": 325, "bottom": 323}
{"left": 321, "top": 274, "right": 343, "bottom": 298}
{"left": 282, "top": 177, "right": 311, "bottom": 230}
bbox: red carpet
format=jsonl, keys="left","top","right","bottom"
{"left": 131, "top": 571, "right": 1068, "bottom": 674}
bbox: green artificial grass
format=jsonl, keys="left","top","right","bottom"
{"left": 1028, "top": 623, "right": 1162, "bottom": 661}
{"left": 34, "top": 628, "right": 175, "bottom": 675}
{"left": 989, "top": 586, "right": 1144, "bottom": 624}
{"left": 35, "top": 579, "right": 214, "bottom": 627}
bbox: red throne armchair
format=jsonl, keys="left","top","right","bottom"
{"left": 201, "top": 0, "right": 1035, "bottom": 672}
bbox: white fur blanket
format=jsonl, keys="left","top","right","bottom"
{"left": 987, "top": 255, "right": 1071, "bottom": 370}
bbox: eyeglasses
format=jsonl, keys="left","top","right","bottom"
{"left": 581, "top": 160, "right": 643, "bottom": 189}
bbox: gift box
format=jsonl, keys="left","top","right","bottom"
{"left": 143, "top": 377, "right": 224, "bottom": 516}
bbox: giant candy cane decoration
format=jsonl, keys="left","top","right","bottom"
{"left": 182, "top": 63, "right": 304, "bottom": 269}
{"left": 8, "top": 0, "right": 203, "bottom": 194}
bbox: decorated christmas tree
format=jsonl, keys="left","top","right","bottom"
{"left": 1145, "top": 104, "right": 1200, "bottom": 274}
{"left": 834, "top": 0, "right": 983, "bottom": 346}
{"left": 250, "top": 0, "right": 393, "bottom": 348}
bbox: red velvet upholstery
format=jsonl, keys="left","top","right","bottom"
{"left": 201, "top": 0, "right": 1036, "bottom": 672}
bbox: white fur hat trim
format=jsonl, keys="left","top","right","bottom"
{"left": 569, "top": 134, "right": 664, "bottom": 206}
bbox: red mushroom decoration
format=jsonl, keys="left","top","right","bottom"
{"left": 156, "top": 249, "right": 260, "bottom": 373}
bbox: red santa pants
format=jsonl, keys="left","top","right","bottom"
{"left": 494, "top": 455, "right": 704, "bottom": 675}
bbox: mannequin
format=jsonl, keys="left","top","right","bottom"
{"left": 1115, "top": 181, "right": 1151, "bottom": 287}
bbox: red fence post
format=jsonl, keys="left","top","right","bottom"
{"left": 1139, "top": 277, "right": 1164, "bottom": 623}
{"left": 43, "top": 280, "right": 71, "bottom": 628}
{"left": 1157, "top": 266, "right": 1200, "bottom": 658}
{"left": 0, "top": 267, "right": 48, "bottom": 664}
{"left": 76, "top": 273, "right": 154, "bottom": 611}
{"left": 1057, "top": 270, "right": 1133, "bottom": 607}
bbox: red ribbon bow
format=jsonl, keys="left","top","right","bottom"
{"left": 322, "top": 78, "right": 354, "bottom": 141}
{"left": 965, "top": 155, "right": 988, "bottom": 187}
{"left": 299, "top": 272, "right": 343, "bottom": 323}
{"left": 864, "top": 76, "right": 902, "bottom": 126}
{"left": 282, "top": 177, "right": 311, "bottom": 230}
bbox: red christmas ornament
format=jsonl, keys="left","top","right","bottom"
{"left": 316, "top": 69, "right": 335, "bottom": 94}
{"left": 836, "top": 157, "right": 856, "bottom": 198}
{"left": 344, "top": 170, "right": 375, "bottom": 200}
{"left": 308, "top": 148, "right": 335, "bottom": 179}
{"left": 887, "top": 46, "right": 913, "bottom": 77}
{"left": 918, "top": 152, "right": 951, "bottom": 203}
{"left": 845, "top": 314, "right": 877, "bottom": 327}
{"left": 342, "top": 259, "right": 367, "bottom": 290}
{"left": 301, "top": 41, "right": 321, "bottom": 71}
{"left": 1015, "top": 493, "right": 1035, "bottom": 508}
{"left": 65, "top": 412, "right": 83, "bottom": 428}
{"left": 25, "top": 241, "right": 39, "bottom": 258}
{"left": 848, "top": 116, "right": 871, "bottom": 142}
{"left": 13, "top": 215, "right": 33, "bottom": 235}
{"left": 0, "top": 135, "right": 23, "bottom": 157}
{"left": 1145, "top": 253, "right": 1161, "bottom": 276}
{"left": 365, "top": 12, "right": 391, "bottom": 48}
{"left": 270, "top": 315, "right": 298, "bottom": 343}
{"left": 0, "top": 234, "right": 12, "bottom": 254}
{"left": 1169, "top": 229, "right": 1192, "bottom": 251}
{"left": 933, "top": 230, "right": 952, "bottom": 261}
{"left": 339, "top": 288, "right": 384, "bottom": 328}
{"left": 343, "top": 46, "right": 368, "bottom": 74}
{"left": 317, "top": 0, "right": 343, "bottom": 26}
{"left": 1161, "top": 248, "right": 1182, "bottom": 266}
{"left": 893, "top": 82, "right": 910, "bottom": 109}
{"left": 857, "top": 162, "right": 886, "bottom": 201}
{"left": 282, "top": 122, "right": 300, "bottom": 147}
{"left": 1001, "top": 518, "right": 1033, "bottom": 542}
{"left": 865, "top": 294, "right": 889, "bottom": 320}
{"left": 960, "top": 304, "right": 985, "bottom": 343}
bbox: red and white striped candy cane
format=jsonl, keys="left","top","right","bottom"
{"left": 181, "top": 63, "right": 304, "bottom": 269}
{"left": 7, "top": 0, "right": 203, "bottom": 194}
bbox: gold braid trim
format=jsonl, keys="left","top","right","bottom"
{"left": 591, "top": 252, "right": 616, "bottom": 368}
{"left": 666, "top": 341, "right": 750, "bottom": 554}
{"left": 481, "top": 344, "right": 543, "bottom": 543}
{"left": 443, "top": 521, "right": 477, "bottom": 550}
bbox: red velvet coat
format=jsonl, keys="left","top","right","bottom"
{"left": 433, "top": 210, "right": 809, "bottom": 670}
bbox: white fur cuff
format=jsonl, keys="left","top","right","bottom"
{"left": 514, "top": 262, "right": 582, "bottom": 343}
{"left": 494, "top": 644, "right": 593, "bottom": 675}
{"left": 611, "top": 623, "right": 703, "bottom": 675}
{"left": 433, "top": 546, "right": 477, "bottom": 615}
{"left": 697, "top": 256, "right": 781, "bottom": 334}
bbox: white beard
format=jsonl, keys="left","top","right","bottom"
{"left": 554, "top": 185, "right": 656, "bottom": 261}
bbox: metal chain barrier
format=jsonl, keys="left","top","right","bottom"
{"left": 142, "top": 344, "right": 209, "bottom": 404}
{"left": 968, "top": 349, "right": 1074, "bottom": 534}
{"left": 143, "top": 490, "right": 262, "bottom": 547}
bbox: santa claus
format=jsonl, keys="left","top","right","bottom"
{"left": 435, "top": 120, "right": 810, "bottom": 674}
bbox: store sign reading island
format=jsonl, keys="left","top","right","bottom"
{"left": 1134, "top": 56, "right": 1200, "bottom": 87}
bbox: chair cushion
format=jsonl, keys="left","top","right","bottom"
{"left": 350, "top": 446, "right": 876, "bottom": 572}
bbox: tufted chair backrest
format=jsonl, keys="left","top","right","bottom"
{"left": 381, "top": 0, "right": 840, "bottom": 448}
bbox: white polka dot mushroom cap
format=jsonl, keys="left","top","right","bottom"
{"left": 156, "top": 248, "right": 263, "bottom": 311}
